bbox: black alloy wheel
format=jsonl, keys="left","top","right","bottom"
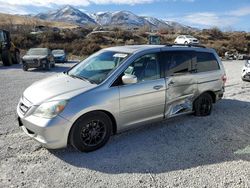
{"left": 70, "top": 111, "right": 112, "bottom": 152}
{"left": 194, "top": 93, "right": 213, "bottom": 116}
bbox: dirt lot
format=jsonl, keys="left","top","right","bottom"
{"left": 0, "top": 61, "right": 249, "bottom": 188}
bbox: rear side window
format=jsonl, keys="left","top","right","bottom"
{"left": 196, "top": 52, "right": 220, "bottom": 72}
{"left": 162, "top": 51, "right": 193, "bottom": 76}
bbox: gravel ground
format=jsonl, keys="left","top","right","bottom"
{"left": 0, "top": 61, "right": 249, "bottom": 188}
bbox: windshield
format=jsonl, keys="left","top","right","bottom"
{"left": 186, "top": 35, "right": 194, "bottom": 38}
{"left": 52, "top": 50, "right": 64, "bottom": 55}
{"left": 67, "top": 50, "right": 130, "bottom": 84}
{"left": 27, "top": 48, "right": 48, "bottom": 56}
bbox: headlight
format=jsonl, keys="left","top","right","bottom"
{"left": 33, "top": 100, "right": 68, "bottom": 119}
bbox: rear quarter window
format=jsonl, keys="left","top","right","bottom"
{"left": 196, "top": 52, "right": 220, "bottom": 72}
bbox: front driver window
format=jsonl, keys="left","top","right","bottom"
{"left": 124, "top": 54, "right": 160, "bottom": 82}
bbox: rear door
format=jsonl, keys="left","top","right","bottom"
{"left": 194, "top": 51, "right": 223, "bottom": 93}
{"left": 162, "top": 50, "right": 197, "bottom": 117}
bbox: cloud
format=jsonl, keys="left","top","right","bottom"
{"left": 2, "top": 0, "right": 154, "bottom": 7}
{"left": 228, "top": 6, "right": 250, "bottom": 17}
{"left": 180, "top": 12, "right": 239, "bottom": 27}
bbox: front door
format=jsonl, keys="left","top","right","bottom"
{"left": 118, "top": 53, "right": 166, "bottom": 129}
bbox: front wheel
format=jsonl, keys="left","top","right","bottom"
{"left": 193, "top": 93, "right": 213, "bottom": 116}
{"left": 1, "top": 50, "right": 12, "bottom": 66}
{"left": 70, "top": 111, "right": 112, "bottom": 152}
{"left": 22, "top": 64, "right": 28, "bottom": 71}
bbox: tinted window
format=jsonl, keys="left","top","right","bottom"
{"left": 163, "top": 51, "right": 193, "bottom": 75}
{"left": 196, "top": 52, "right": 220, "bottom": 72}
{"left": 124, "top": 53, "right": 160, "bottom": 82}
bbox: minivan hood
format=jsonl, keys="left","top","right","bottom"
{"left": 23, "top": 73, "right": 95, "bottom": 105}
{"left": 22, "top": 55, "right": 47, "bottom": 60}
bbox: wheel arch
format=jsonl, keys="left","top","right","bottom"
{"left": 67, "top": 110, "right": 117, "bottom": 144}
{"left": 195, "top": 90, "right": 216, "bottom": 104}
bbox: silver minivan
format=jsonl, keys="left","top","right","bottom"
{"left": 17, "top": 45, "right": 226, "bottom": 152}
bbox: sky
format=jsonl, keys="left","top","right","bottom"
{"left": 1, "top": 0, "right": 250, "bottom": 31}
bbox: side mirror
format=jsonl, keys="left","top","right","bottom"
{"left": 122, "top": 74, "right": 137, "bottom": 85}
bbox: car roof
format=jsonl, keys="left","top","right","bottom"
{"left": 104, "top": 45, "right": 165, "bottom": 54}
{"left": 103, "top": 44, "right": 215, "bottom": 54}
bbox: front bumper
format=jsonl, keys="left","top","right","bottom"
{"left": 17, "top": 99, "right": 72, "bottom": 149}
{"left": 22, "top": 59, "right": 47, "bottom": 68}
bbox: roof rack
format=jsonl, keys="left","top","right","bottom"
{"left": 165, "top": 43, "right": 207, "bottom": 48}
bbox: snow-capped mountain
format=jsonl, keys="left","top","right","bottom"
{"left": 91, "top": 12, "right": 112, "bottom": 25}
{"left": 35, "top": 6, "right": 193, "bottom": 31}
{"left": 143, "top": 16, "right": 172, "bottom": 29}
{"left": 35, "top": 5, "right": 96, "bottom": 25}
{"left": 92, "top": 11, "right": 150, "bottom": 27}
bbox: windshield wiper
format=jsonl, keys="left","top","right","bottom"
{"left": 68, "top": 74, "right": 96, "bottom": 84}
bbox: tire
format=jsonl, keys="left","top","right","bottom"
{"left": 12, "top": 50, "right": 21, "bottom": 64}
{"left": 45, "top": 61, "right": 51, "bottom": 70}
{"left": 193, "top": 93, "right": 213, "bottom": 116}
{"left": 22, "top": 64, "right": 28, "bottom": 71}
{"left": 1, "top": 50, "right": 12, "bottom": 66}
{"left": 70, "top": 111, "right": 112, "bottom": 152}
{"left": 184, "top": 41, "right": 188, "bottom": 45}
{"left": 51, "top": 61, "right": 55, "bottom": 68}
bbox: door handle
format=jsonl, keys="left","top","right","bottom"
{"left": 168, "top": 80, "right": 175, "bottom": 86}
{"left": 153, "top": 85, "right": 163, "bottom": 90}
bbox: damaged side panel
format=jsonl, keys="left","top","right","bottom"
{"left": 165, "top": 75, "right": 198, "bottom": 118}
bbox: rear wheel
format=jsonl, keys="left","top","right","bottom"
{"left": 193, "top": 93, "right": 213, "bottom": 116}
{"left": 1, "top": 50, "right": 12, "bottom": 66}
{"left": 12, "top": 50, "right": 21, "bottom": 64}
{"left": 45, "top": 61, "right": 51, "bottom": 70}
{"left": 51, "top": 61, "right": 55, "bottom": 68}
{"left": 70, "top": 111, "right": 112, "bottom": 152}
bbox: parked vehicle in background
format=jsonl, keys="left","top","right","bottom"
{"left": 52, "top": 49, "right": 68, "bottom": 63}
{"left": 148, "top": 34, "right": 161, "bottom": 45}
{"left": 242, "top": 60, "right": 250, "bottom": 81}
{"left": 224, "top": 50, "right": 238, "bottom": 60}
{"left": 17, "top": 44, "right": 226, "bottom": 152}
{"left": 22, "top": 48, "right": 55, "bottom": 71}
{"left": 174, "top": 35, "right": 199, "bottom": 44}
{"left": 0, "top": 29, "right": 20, "bottom": 66}
{"left": 238, "top": 54, "right": 250, "bottom": 60}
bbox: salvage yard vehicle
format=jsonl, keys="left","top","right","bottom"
{"left": 22, "top": 48, "right": 55, "bottom": 71}
{"left": 148, "top": 34, "right": 161, "bottom": 45}
{"left": 17, "top": 44, "right": 226, "bottom": 152}
{"left": 224, "top": 50, "right": 238, "bottom": 60}
{"left": 174, "top": 35, "right": 199, "bottom": 45}
{"left": 241, "top": 60, "right": 250, "bottom": 81}
{"left": 52, "top": 49, "right": 68, "bottom": 63}
{"left": 0, "top": 29, "right": 20, "bottom": 66}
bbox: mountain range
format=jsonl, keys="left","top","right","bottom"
{"left": 35, "top": 5, "right": 193, "bottom": 31}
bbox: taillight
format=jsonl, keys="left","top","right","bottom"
{"left": 222, "top": 74, "right": 227, "bottom": 84}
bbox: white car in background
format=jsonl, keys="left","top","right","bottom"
{"left": 174, "top": 35, "right": 199, "bottom": 45}
{"left": 242, "top": 60, "right": 250, "bottom": 81}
